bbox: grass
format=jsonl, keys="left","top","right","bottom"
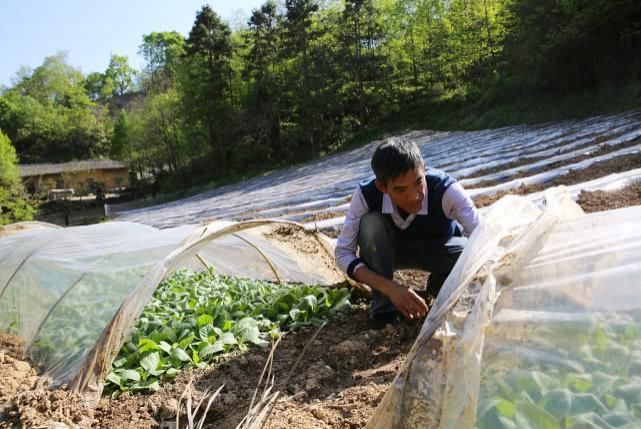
{"left": 459, "top": 82, "right": 641, "bottom": 130}
{"left": 371, "top": 81, "right": 641, "bottom": 133}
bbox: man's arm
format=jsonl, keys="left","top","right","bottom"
{"left": 442, "top": 182, "right": 480, "bottom": 235}
{"left": 334, "top": 186, "right": 370, "bottom": 275}
{"left": 335, "top": 187, "right": 428, "bottom": 319}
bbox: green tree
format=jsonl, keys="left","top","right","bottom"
{"left": 417, "top": 0, "right": 451, "bottom": 90}
{"left": 282, "top": 0, "right": 320, "bottom": 156}
{"left": 0, "top": 52, "right": 110, "bottom": 162}
{"left": 83, "top": 71, "right": 106, "bottom": 102}
{"left": 126, "top": 88, "right": 194, "bottom": 188}
{"left": 110, "top": 111, "right": 129, "bottom": 160}
{"left": 245, "top": 1, "right": 280, "bottom": 94}
{"left": 242, "top": 1, "right": 283, "bottom": 162}
{"left": 0, "top": 130, "right": 34, "bottom": 225}
{"left": 103, "top": 54, "right": 136, "bottom": 98}
{"left": 186, "top": 5, "right": 233, "bottom": 99}
{"left": 0, "top": 130, "right": 18, "bottom": 185}
{"left": 139, "top": 31, "right": 186, "bottom": 91}
{"left": 182, "top": 5, "right": 235, "bottom": 172}
{"left": 497, "top": 0, "right": 641, "bottom": 96}
{"left": 380, "top": 0, "right": 421, "bottom": 98}
{"left": 338, "top": 0, "right": 391, "bottom": 125}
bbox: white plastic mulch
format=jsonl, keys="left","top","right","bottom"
{"left": 115, "top": 110, "right": 641, "bottom": 230}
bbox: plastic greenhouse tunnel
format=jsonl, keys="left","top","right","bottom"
{"left": 4, "top": 186, "right": 641, "bottom": 429}
{"left": 367, "top": 188, "right": 641, "bottom": 428}
{"left": 0, "top": 219, "right": 347, "bottom": 396}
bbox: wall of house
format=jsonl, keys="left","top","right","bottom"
{"left": 24, "top": 168, "right": 130, "bottom": 195}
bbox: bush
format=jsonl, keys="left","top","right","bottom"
{"left": 0, "top": 129, "right": 34, "bottom": 225}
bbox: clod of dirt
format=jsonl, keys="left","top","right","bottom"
{"left": 8, "top": 388, "right": 96, "bottom": 429}
{"left": 304, "top": 360, "right": 336, "bottom": 392}
{"left": 0, "top": 333, "right": 25, "bottom": 361}
{"left": 158, "top": 398, "right": 178, "bottom": 419}
{"left": 222, "top": 393, "right": 237, "bottom": 405}
{"left": 394, "top": 270, "right": 430, "bottom": 291}
{"left": 93, "top": 392, "right": 158, "bottom": 429}
{"left": 0, "top": 351, "right": 51, "bottom": 406}
{"left": 383, "top": 323, "right": 398, "bottom": 337}
{"left": 0, "top": 338, "right": 74, "bottom": 429}
{"left": 334, "top": 339, "right": 369, "bottom": 358}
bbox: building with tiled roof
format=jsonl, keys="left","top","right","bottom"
{"left": 20, "top": 159, "right": 129, "bottom": 197}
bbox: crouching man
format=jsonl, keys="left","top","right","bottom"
{"left": 335, "top": 137, "right": 480, "bottom": 328}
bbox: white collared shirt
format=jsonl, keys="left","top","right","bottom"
{"left": 334, "top": 181, "right": 480, "bottom": 276}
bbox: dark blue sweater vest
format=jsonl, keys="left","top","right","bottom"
{"left": 359, "top": 168, "right": 458, "bottom": 240}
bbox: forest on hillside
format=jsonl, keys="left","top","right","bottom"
{"left": 1, "top": 0, "right": 640, "bottom": 192}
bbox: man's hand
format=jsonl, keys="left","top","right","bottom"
{"left": 353, "top": 266, "right": 428, "bottom": 320}
{"left": 386, "top": 283, "right": 428, "bottom": 320}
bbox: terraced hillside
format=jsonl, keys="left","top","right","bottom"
{"left": 115, "top": 110, "right": 641, "bottom": 234}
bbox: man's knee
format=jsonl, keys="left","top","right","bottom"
{"left": 435, "top": 237, "right": 467, "bottom": 276}
{"left": 445, "top": 236, "right": 467, "bottom": 257}
{"left": 358, "top": 212, "right": 392, "bottom": 252}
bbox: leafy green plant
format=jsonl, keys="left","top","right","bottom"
{"left": 478, "top": 315, "right": 641, "bottom": 429}
{"left": 105, "top": 269, "right": 350, "bottom": 396}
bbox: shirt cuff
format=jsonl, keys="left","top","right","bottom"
{"left": 352, "top": 263, "right": 365, "bottom": 277}
{"left": 346, "top": 258, "right": 365, "bottom": 280}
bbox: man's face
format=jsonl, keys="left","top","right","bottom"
{"left": 376, "top": 164, "right": 426, "bottom": 215}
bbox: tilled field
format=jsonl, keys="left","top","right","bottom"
{"left": 1, "top": 303, "right": 419, "bottom": 429}
{"left": 113, "top": 110, "right": 641, "bottom": 232}
{"left": 2, "top": 172, "right": 641, "bottom": 428}
{"left": 3, "top": 111, "right": 641, "bottom": 428}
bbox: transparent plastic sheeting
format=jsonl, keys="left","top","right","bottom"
{"left": 0, "top": 220, "right": 343, "bottom": 393}
{"left": 368, "top": 188, "right": 641, "bottom": 428}
{"left": 116, "top": 111, "right": 641, "bottom": 229}
{"left": 305, "top": 167, "right": 641, "bottom": 232}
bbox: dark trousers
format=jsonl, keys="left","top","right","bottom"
{"left": 357, "top": 212, "right": 466, "bottom": 315}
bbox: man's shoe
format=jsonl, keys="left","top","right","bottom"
{"left": 424, "top": 276, "right": 439, "bottom": 300}
{"left": 369, "top": 310, "right": 400, "bottom": 330}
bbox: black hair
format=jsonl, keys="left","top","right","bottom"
{"left": 371, "top": 137, "right": 424, "bottom": 185}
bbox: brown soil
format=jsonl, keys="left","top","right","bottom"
{"left": 83, "top": 303, "right": 419, "bottom": 429}
{"left": 264, "top": 225, "right": 328, "bottom": 256}
{"left": 4, "top": 140, "right": 641, "bottom": 428}
{"left": 299, "top": 210, "right": 347, "bottom": 224}
{"left": 472, "top": 152, "right": 641, "bottom": 207}
{"left": 264, "top": 224, "right": 345, "bottom": 285}
{"left": 0, "top": 333, "right": 25, "bottom": 361}
{"left": 577, "top": 181, "right": 641, "bottom": 213}
{"left": 467, "top": 137, "right": 641, "bottom": 189}
{"left": 456, "top": 129, "right": 630, "bottom": 180}
{"left": 394, "top": 270, "right": 429, "bottom": 292}
{"left": 4, "top": 388, "right": 97, "bottom": 429}
{"left": 0, "top": 334, "right": 95, "bottom": 429}
{"left": 0, "top": 335, "right": 39, "bottom": 414}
